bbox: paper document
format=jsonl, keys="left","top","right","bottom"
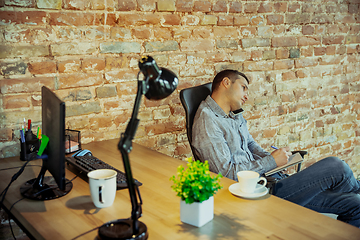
{"left": 265, "top": 153, "right": 303, "bottom": 177}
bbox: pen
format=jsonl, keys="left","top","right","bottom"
{"left": 23, "top": 118, "right": 26, "bottom": 131}
{"left": 37, "top": 127, "right": 40, "bottom": 138}
{"left": 28, "top": 119, "right": 31, "bottom": 131}
{"left": 271, "top": 146, "right": 279, "bottom": 150}
{"left": 20, "top": 130, "right": 25, "bottom": 143}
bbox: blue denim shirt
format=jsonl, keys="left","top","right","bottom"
{"left": 192, "top": 95, "right": 277, "bottom": 181}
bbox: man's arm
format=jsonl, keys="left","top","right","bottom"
{"left": 192, "top": 114, "right": 277, "bottom": 181}
{"left": 248, "top": 134, "right": 291, "bottom": 168}
{"left": 247, "top": 134, "right": 271, "bottom": 158}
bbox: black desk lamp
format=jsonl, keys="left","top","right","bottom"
{"left": 98, "top": 56, "right": 178, "bottom": 240}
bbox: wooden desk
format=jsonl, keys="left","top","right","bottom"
{"left": 1, "top": 139, "right": 360, "bottom": 240}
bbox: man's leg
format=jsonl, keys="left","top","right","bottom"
{"left": 272, "top": 156, "right": 360, "bottom": 206}
{"left": 304, "top": 191, "right": 360, "bottom": 227}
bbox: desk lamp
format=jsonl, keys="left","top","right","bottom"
{"left": 98, "top": 56, "right": 178, "bottom": 240}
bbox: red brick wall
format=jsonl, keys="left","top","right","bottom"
{"left": 0, "top": 0, "right": 359, "bottom": 175}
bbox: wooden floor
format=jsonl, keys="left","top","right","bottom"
{"left": 0, "top": 209, "right": 30, "bottom": 240}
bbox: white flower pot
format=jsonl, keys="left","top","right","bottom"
{"left": 180, "top": 196, "right": 214, "bottom": 227}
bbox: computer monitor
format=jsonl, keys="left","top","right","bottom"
{"left": 20, "top": 86, "right": 72, "bottom": 200}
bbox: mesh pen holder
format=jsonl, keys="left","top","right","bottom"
{"left": 65, "top": 129, "right": 81, "bottom": 154}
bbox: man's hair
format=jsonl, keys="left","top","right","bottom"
{"left": 212, "top": 70, "right": 249, "bottom": 92}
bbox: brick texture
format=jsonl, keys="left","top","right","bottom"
{"left": 0, "top": 0, "right": 359, "bottom": 186}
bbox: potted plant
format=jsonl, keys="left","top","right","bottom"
{"left": 170, "top": 157, "right": 223, "bottom": 227}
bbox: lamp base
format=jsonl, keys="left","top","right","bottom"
{"left": 98, "top": 219, "right": 148, "bottom": 240}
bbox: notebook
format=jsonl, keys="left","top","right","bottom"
{"left": 265, "top": 153, "right": 303, "bottom": 177}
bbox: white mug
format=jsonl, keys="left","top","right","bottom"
{"left": 237, "top": 171, "right": 267, "bottom": 194}
{"left": 88, "top": 169, "right": 117, "bottom": 208}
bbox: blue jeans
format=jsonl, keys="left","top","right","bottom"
{"left": 272, "top": 157, "right": 360, "bottom": 228}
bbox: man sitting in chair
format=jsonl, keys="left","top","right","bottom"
{"left": 192, "top": 69, "right": 360, "bottom": 228}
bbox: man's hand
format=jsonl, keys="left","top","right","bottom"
{"left": 271, "top": 146, "right": 292, "bottom": 167}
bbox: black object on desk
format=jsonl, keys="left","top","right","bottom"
{"left": 20, "top": 86, "right": 73, "bottom": 201}
{"left": 97, "top": 56, "right": 178, "bottom": 240}
{"left": 20, "top": 131, "right": 40, "bottom": 161}
{"left": 65, "top": 155, "right": 142, "bottom": 190}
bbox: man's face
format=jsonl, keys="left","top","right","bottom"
{"left": 227, "top": 76, "right": 249, "bottom": 112}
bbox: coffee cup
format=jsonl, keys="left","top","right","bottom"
{"left": 88, "top": 169, "right": 117, "bottom": 208}
{"left": 237, "top": 171, "right": 267, "bottom": 194}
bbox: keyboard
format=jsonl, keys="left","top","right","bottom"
{"left": 65, "top": 155, "right": 142, "bottom": 190}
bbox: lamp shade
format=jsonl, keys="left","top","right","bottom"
{"left": 139, "top": 56, "right": 178, "bottom": 100}
{"left": 145, "top": 68, "right": 178, "bottom": 100}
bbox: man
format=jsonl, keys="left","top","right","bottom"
{"left": 192, "top": 69, "right": 360, "bottom": 228}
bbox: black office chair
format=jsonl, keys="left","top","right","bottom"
{"left": 179, "top": 82, "right": 212, "bottom": 161}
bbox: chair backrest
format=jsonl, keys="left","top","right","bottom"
{"left": 179, "top": 82, "right": 212, "bottom": 160}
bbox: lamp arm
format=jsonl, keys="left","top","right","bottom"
{"left": 118, "top": 147, "right": 141, "bottom": 234}
{"left": 118, "top": 79, "right": 147, "bottom": 235}
{"left": 120, "top": 79, "right": 147, "bottom": 152}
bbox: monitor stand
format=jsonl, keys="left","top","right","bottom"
{"left": 20, "top": 158, "right": 72, "bottom": 201}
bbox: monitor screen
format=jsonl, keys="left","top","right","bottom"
{"left": 20, "top": 86, "right": 72, "bottom": 200}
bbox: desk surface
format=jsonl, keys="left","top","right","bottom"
{"left": 1, "top": 139, "right": 360, "bottom": 240}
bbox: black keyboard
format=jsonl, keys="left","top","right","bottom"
{"left": 65, "top": 155, "right": 142, "bottom": 190}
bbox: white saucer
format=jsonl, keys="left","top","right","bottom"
{"left": 229, "top": 183, "right": 269, "bottom": 199}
